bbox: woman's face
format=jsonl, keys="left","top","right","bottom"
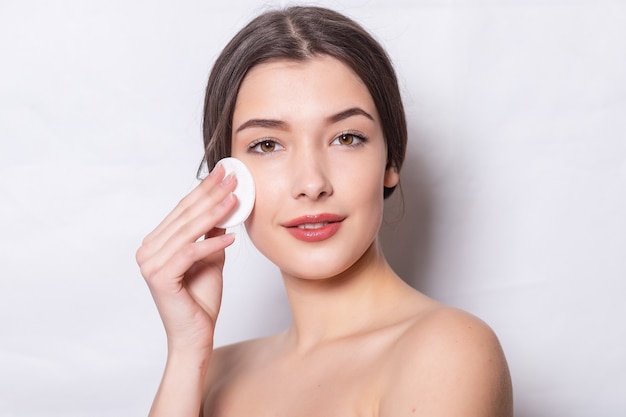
{"left": 231, "top": 55, "right": 399, "bottom": 280}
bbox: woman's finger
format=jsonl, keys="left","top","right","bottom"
{"left": 137, "top": 170, "right": 237, "bottom": 264}
{"left": 141, "top": 164, "right": 227, "bottom": 246}
{"left": 141, "top": 232, "right": 235, "bottom": 290}
{"left": 143, "top": 192, "right": 237, "bottom": 273}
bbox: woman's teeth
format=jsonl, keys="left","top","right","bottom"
{"left": 297, "top": 222, "right": 328, "bottom": 230}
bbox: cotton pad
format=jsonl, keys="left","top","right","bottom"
{"left": 215, "top": 157, "right": 256, "bottom": 229}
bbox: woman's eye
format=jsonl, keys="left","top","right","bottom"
{"left": 249, "top": 140, "right": 282, "bottom": 153}
{"left": 332, "top": 133, "right": 366, "bottom": 146}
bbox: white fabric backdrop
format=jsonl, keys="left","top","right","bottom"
{"left": 1, "top": 0, "right": 624, "bottom": 416}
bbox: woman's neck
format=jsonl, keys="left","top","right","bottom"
{"left": 279, "top": 240, "right": 408, "bottom": 353}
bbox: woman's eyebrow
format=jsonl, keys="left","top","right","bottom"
{"left": 235, "top": 107, "right": 373, "bottom": 133}
{"left": 235, "top": 119, "right": 288, "bottom": 133}
{"left": 327, "top": 107, "right": 374, "bottom": 123}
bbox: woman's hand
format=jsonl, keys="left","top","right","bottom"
{"left": 136, "top": 164, "right": 238, "bottom": 355}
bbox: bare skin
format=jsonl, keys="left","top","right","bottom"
{"left": 138, "top": 56, "right": 512, "bottom": 417}
{"left": 203, "top": 256, "right": 512, "bottom": 416}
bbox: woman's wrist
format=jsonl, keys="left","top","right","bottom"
{"left": 166, "top": 344, "right": 213, "bottom": 372}
{"left": 166, "top": 331, "right": 214, "bottom": 357}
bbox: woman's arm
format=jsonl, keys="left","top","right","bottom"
{"left": 149, "top": 349, "right": 212, "bottom": 417}
{"left": 136, "top": 164, "right": 238, "bottom": 417}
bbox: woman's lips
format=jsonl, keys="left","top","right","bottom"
{"left": 282, "top": 214, "right": 345, "bottom": 242}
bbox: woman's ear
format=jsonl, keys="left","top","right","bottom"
{"left": 384, "top": 166, "right": 400, "bottom": 188}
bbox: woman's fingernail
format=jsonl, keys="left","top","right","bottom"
{"left": 220, "top": 193, "right": 235, "bottom": 206}
{"left": 221, "top": 172, "right": 236, "bottom": 186}
{"left": 209, "top": 163, "right": 223, "bottom": 177}
{"left": 221, "top": 233, "right": 236, "bottom": 243}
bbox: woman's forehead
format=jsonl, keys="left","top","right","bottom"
{"left": 233, "top": 56, "right": 377, "bottom": 122}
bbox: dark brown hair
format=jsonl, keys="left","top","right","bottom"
{"left": 200, "top": 6, "right": 407, "bottom": 198}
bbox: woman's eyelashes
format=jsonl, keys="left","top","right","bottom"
{"left": 247, "top": 131, "right": 368, "bottom": 154}
{"left": 248, "top": 139, "right": 284, "bottom": 154}
{"left": 331, "top": 131, "right": 368, "bottom": 147}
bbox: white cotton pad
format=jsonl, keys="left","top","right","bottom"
{"left": 215, "top": 157, "right": 256, "bottom": 229}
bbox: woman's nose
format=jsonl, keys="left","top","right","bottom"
{"left": 290, "top": 152, "right": 333, "bottom": 200}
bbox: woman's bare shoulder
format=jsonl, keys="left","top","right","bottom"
{"left": 202, "top": 336, "right": 274, "bottom": 397}
{"left": 211, "top": 337, "right": 263, "bottom": 363}
{"left": 381, "top": 305, "right": 513, "bottom": 416}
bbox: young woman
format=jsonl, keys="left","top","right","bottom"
{"left": 136, "top": 6, "right": 513, "bottom": 417}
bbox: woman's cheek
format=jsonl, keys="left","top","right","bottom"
{"left": 243, "top": 178, "right": 276, "bottom": 248}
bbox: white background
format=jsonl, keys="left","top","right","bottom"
{"left": 1, "top": 0, "right": 624, "bottom": 416}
